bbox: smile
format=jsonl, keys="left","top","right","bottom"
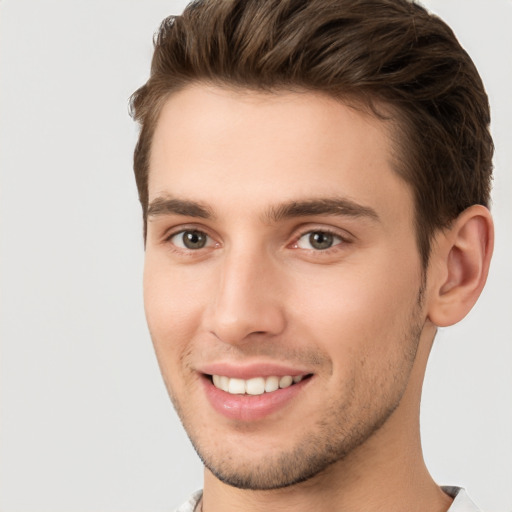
{"left": 211, "top": 375, "right": 305, "bottom": 395}
{"left": 203, "top": 372, "right": 313, "bottom": 421}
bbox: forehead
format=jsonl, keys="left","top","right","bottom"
{"left": 148, "top": 84, "right": 412, "bottom": 221}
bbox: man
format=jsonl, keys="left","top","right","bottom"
{"left": 130, "top": 1, "right": 494, "bottom": 511}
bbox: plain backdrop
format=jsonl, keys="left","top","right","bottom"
{"left": 0, "top": 1, "right": 511, "bottom": 511}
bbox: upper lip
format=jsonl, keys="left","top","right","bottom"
{"left": 198, "top": 361, "right": 312, "bottom": 380}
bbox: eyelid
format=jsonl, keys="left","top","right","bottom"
{"left": 171, "top": 230, "right": 214, "bottom": 249}
{"left": 289, "top": 225, "right": 354, "bottom": 251}
{"left": 162, "top": 223, "right": 211, "bottom": 240}
{"left": 159, "top": 223, "right": 352, "bottom": 253}
{"left": 162, "top": 224, "right": 219, "bottom": 250}
{"left": 296, "top": 231, "right": 342, "bottom": 249}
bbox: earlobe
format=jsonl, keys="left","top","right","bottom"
{"left": 427, "top": 205, "right": 494, "bottom": 327}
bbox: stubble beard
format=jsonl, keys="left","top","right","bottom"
{"left": 165, "top": 293, "right": 425, "bottom": 491}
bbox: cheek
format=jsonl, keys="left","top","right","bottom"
{"left": 143, "top": 254, "right": 209, "bottom": 358}
{"left": 288, "top": 256, "right": 422, "bottom": 369}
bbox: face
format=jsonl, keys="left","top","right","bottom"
{"left": 144, "top": 84, "right": 428, "bottom": 490}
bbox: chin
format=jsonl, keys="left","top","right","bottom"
{"left": 186, "top": 406, "right": 396, "bottom": 491}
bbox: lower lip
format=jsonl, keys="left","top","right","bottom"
{"left": 202, "top": 376, "right": 311, "bottom": 422}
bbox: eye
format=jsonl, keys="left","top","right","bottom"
{"left": 169, "top": 230, "right": 212, "bottom": 250}
{"left": 296, "top": 231, "right": 343, "bottom": 250}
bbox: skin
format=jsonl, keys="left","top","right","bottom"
{"left": 143, "top": 84, "right": 493, "bottom": 512}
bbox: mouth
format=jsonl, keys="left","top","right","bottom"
{"left": 209, "top": 374, "right": 311, "bottom": 395}
{"left": 199, "top": 363, "right": 315, "bottom": 421}
{"left": 202, "top": 372, "right": 313, "bottom": 421}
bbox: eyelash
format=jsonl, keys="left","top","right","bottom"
{"left": 164, "top": 227, "right": 217, "bottom": 252}
{"left": 163, "top": 226, "right": 351, "bottom": 255}
{"left": 292, "top": 228, "right": 349, "bottom": 253}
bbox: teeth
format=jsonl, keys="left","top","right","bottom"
{"left": 245, "top": 377, "right": 265, "bottom": 395}
{"left": 279, "top": 375, "right": 293, "bottom": 388}
{"left": 264, "top": 376, "right": 279, "bottom": 393}
{"left": 219, "top": 376, "right": 229, "bottom": 392}
{"left": 228, "top": 378, "right": 246, "bottom": 395}
{"left": 211, "top": 374, "right": 305, "bottom": 395}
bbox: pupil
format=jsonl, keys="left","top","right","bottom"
{"left": 184, "top": 231, "right": 206, "bottom": 249}
{"left": 309, "top": 232, "right": 333, "bottom": 250}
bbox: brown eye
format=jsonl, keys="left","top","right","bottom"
{"left": 296, "top": 231, "right": 341, "bottom": 250}
{"left": 309, "top": 232, "right": 333, "bottom": 250}
{"left": 171, "top": 230, "right": 210, "bottom": 249}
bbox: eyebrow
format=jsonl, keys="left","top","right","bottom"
{"left": 146, "top": 195, "right": 379, "bottom": 223}
{"left": 264, "top": 198, "right": 380, "bottom": 223}
{"left": 147, "top": 197, "right": 214, "bottom": 219}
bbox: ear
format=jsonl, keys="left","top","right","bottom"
{"left": 427, "top": 205, "right": 494, "bottom": 327}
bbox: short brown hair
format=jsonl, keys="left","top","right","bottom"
{"left": 130, "top": 0, "right": 493, "bottom": 267}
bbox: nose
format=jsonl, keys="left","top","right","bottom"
{"left": 205, "top": 248, "right": 286, "bottom": 345}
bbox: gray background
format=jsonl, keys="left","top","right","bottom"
{"left": 1, "top": 1, "right": 511, "bottom": 511}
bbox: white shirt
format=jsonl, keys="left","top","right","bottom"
{"left": 174, "top": 487, "right": 480, "bottom": 512}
